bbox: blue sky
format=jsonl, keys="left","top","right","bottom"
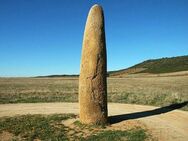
{"left": 0, "top": 0, "right": 188, "bottom": 77}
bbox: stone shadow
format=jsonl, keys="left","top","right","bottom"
{"left": 108, "top": 101, "right": 188, "bottom": 124}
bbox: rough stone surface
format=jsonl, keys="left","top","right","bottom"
{"left": 79, "top": 4, "right": 108, "bottom": 124}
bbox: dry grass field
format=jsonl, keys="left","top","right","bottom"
{"left": 108, "top": 76, "right": 188, "bottom": 111}
{"left": 0, "top": 75, "right": 188, "bottom": 141}
{"left": 0, "top": 75, "right": 188, "bottom": 111}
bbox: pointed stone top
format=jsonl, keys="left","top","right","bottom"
{"left": 89, "top": 4, "right": 103, "bottom": 14}
{"left": 91, "top": 4, "right": 102, "bottom": 8}
{"left": 86, "top": 4, "right": 104, "bottom": 27}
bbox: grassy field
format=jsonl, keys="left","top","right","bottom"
{"left": 0, "top": 75, "right": 188, "bottom": 110}
{"left": 0, "top": 114, "right": 149, "bottom": 141}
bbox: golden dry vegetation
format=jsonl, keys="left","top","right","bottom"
{"left": 0, "top": 75, "right": 188, "bottom": 110}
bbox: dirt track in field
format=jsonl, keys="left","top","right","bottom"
{"left": 0, "top": 102, "right": 188, "bottom": 141}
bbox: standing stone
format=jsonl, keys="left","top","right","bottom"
{"left": 79, "top": 4, "right": 108, "bottom": 125}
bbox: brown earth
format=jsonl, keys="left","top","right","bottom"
{"left": 0, "top": 131, "right": 14, "bottom": 141}
{"left": 0, "top": 102, "right": 188, "bottom": 141}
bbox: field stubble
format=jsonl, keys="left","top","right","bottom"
{"left": 0, "top": 76, "right": 187, "bottom": 110}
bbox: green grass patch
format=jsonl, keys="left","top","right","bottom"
{"left": 0, "top": 114, "right": 151, "bottom": 141}
{"left": 0, "top": 114, "right": 75, "bottom": 141}
{"left": 84, "top": 129, "right": 147, "bottom": 141}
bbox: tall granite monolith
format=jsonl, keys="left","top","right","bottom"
{"left": 79, "top": 4, "right": 108, "bottom": 125}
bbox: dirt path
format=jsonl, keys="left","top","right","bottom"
{"left": 0, "top": 102, "right": 188, "bottom": 141}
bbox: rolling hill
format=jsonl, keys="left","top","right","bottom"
{"left": 35, "top": 55, "right": 188, "bottom": 78}
{"left": 109, "top": 55, "right": 188, "bottom": 77}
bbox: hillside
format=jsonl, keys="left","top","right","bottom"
{"left": 109, "top": 55, "right": 188, "bottom": 76}
{"left": 35, "top": 55, "right": 188, "bottom": 78}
